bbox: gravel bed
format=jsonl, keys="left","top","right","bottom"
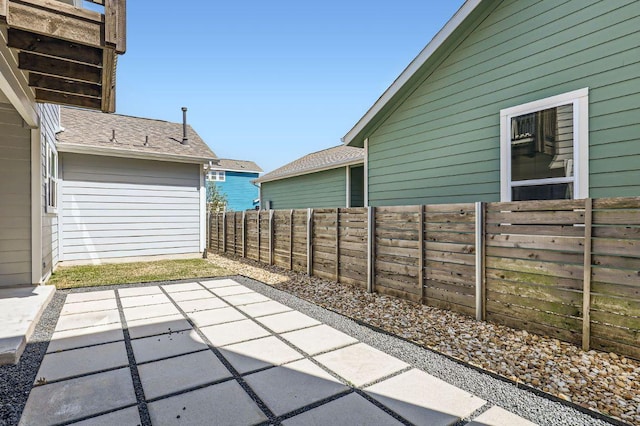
{"left": 208, "top": 253, "right": 638, "bottom": 426}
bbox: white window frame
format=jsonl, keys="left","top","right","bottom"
{"left": 500, "top": 88, "right": 589, "bottom": 202}
{"left": 45, "top": 138, "right": 58, "bottom": 214}
{"left": 207, "top": 170, "right": 226, "bottom": 182}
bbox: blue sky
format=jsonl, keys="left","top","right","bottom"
{"left": 110, "top": 1, "right": 465, "bottom": 173}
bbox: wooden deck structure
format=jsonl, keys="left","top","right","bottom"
{"left": 0, "top": 0, "right": 126, "bottom": 112}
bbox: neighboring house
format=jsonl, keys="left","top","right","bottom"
{"left": 343, "top": 0, "right": 640, "bottom": 206}
{"left": 0, "top": 0, "right": 126, "bottom": 287}
{"left": 256, "top": 146, "right": 365, "bottom": 210}
{"left": 206, "top": 159, "right": 263, "bottom": 211}
{"left": 57, "top": 107, "right": 216, "bottom": 263}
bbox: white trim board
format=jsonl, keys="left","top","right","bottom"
{"left": 56, "top": 143, "right": 215, "bottom": 165}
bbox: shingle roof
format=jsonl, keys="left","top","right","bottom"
{"left": 57, "top": 107, "right": 217, "bottom": 162}
{"left": 255, "top": 145, "right": 364, "bottom": 184}
{"left": 211, "top": 159, "right": 263, "bottom": 173}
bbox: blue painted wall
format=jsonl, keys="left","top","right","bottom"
{"left": 208, "top": 171, "right": 260, "bottom": 211}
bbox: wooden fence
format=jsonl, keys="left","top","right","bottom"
{"left": 209, "top": 197, "right": 640, "bottom": 360}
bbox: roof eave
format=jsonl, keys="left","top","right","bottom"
{"left": 255, "top": 158, "right": 364, "bottom": 184}
{"left": 342, "top": 0, "right": 483, "bottom": 146}
{"left": 56, "top": 143, "right": 216, "bottom": 164}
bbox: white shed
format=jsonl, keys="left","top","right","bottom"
{"left": 56, "top": 107, "right": 216, "bottom": 263}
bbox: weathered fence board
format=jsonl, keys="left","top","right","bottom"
{"left": 207, "top": 196, "right": 640, "bottom": 360}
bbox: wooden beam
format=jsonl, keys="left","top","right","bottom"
{"left": 582, "top": 198, "right": 593, "bottom": 351}
{"left": 8, "top": 28, "right": 102, "bottom": 65}
{"left": 30, "top": 73, "right": 101, "bottom": 98}
{"left": 35, "top": 88, "right": 101, "bottom": 109}
{"left": 116, "top": 0, "right": 126, "bottom": 54}
{"left": 101, "top": 47, "right": 115, "bottom": 112}
{"left": 19, "top": 51, "right": 101, "bottom": 83}
{"left": 104, "top": 0, "right": 117, "bottom": 46}
{"left": 0, "top": 0, "right": 7, "bottom": 23}
{"left": 7, "top": 0, "right": 102, "bottom": 48}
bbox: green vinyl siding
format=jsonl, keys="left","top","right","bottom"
{"left": 261, "top": 167, "right": 346, "bottom": 209}
{"left": 365, "top": 0, "right": 640, "bottom": 206}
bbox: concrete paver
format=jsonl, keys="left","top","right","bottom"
{"left": 138, "top": 350, "right": 232, "bottom": 399}
{"left": 175, "top": 297, "right": 227, "bottom": 313}
{"left": 236, "top": 300, "right": 293, "bottom": 317}
{"left": 19, "top": 368, "right": 136, "bottom": 426}
{"left": 467, "top": 406, "right": 538, "bottom": 426}
{"left": 219, "top": 336, "right": 303, "bottom": 374}
{"left": 19, "top": 279, "right": 537, "bottom": 426}
{"left": 65, "top": 290, "right": 114, "bottom": 304}
{"left": 315, "top": 343, "right": 410, "bottom": 387}
{"left": 200, "top": 278, "right": 242, "bottom": 289}
{"left": 131, "top": 329, "right": 207, "bottom": 363}
{"left": 187, "top": 306, "right": 246, "bottom": 328}
{"left": 161, "top": 282, "right": 204, "bottom": 293}
{"left": 210, "top": 285, "right": 254, "bottom": 297}
{"left": 119, "top": 293, "right": 170, "bottom": 309}
{"left": 60, "top": 298, "right": 118, "bottom": 316}
{"left": 245, "top": 358, "right": 348, "bottom": 416}
{"left": 118, "top": 286, "right": 163, "bottom": 298}
{"left": 147, "top": 380, "right": 268, "bottom": 426}
{"left": 168, "top": 289, "right": 215, "bottom": 302}
{"left": 54, "top": 310, "right": 121, "bottom": 332}
{"left": 36, "top": 341, "right": 129, "bottom": 383}
{"left": 255, "top": 311, "right": 321, "bottom": 333}
{"left": 282, "top": 393, "right": 403, "bottom": 426}
{"left": 200, "top": 319, "right": 270, "bottom": 347}
{"left": 72, "top": 406, "right": 141, "bottom": 426}
{"left": 365, "top": 369, "right": 486, "bottom": 425}
{"left": 281, "top": 324, "right": 358, "bottom": 355}
{"left": 47, "top": 322, "right": 123, "bottom": 353}
{"left": 123, "top": 303, "right": 180, "bottom": 322}
{"left": 127, "top": 314, "right": 192, "bottom": 339}
{"left": 222, "top": 292, "right": 271, "bottom": 306}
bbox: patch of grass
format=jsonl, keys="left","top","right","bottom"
{"left": 49, "top": 258, "right": 232, "bottom": 289}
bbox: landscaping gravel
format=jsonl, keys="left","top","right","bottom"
{"left": 208, "top": 253, "right": 636, "bottom": 426}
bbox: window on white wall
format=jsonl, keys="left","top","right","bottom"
{"left": 45, "top": 139, "right": 58, "bottom": 213}
{"left": 207, "top": 170, "right": 226, "bottom": 182}
{"left": 500, "top": 88, "right": 589, "bottom": 202}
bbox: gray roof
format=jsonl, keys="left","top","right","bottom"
{"left": 255, "top": 145, "right": 364, "bottom": 184}
{"left": 211, "top": 159, "right": 263, "bottom": 173}
{"left": 57, "top": 107, "right": 217, "bottom": 163}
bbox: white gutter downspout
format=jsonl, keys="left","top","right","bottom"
{"left": 31, "top": 126, "right": 42, "bottom": 284}
{"left": 364, "top": 138, "right": 369, "bottom": 207}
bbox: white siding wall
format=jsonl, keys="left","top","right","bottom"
{"left": 0, "top": 103, "right": 31, "bottom": 286}
{"left": 61, "top": 153, "right": 201, "bottom": 261}
{"left": 38, "top": 104, "right": 60, "bottom": 279}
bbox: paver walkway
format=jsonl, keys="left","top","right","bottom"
{"left": 19, "top": 278, "right": 537, "bottom": 426}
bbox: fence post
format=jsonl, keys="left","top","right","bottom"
{"left": 222, "top": 211, "right": 227, "bottom": 253}
{"left": 206, "top": 211, "right": 211, "bottom": 251}
{"left": 257, "top": 212, "right": 261, "bottom": 262}
{"left": 289, "top": 210, "right": 294, "bottom": 270}
{"left": 216, "top": 213, "right": 220, "bottom": 252}
{"left": 242, "top": 211, "right": 247, "bottom": 258}
{"left": 335, "top": 208, "right": 340, "bottom": 282}
{"left": 418, "top": 205, "right": 425, "bottom": 303}
{"left": 269, "top": 210, "right": 274, "bottom": 266}
{"left": 307, "top": 208, "right": 313, "bottom": 276}
{"left": 582, "top": 198, "right": 593, "bottom": 351}
{"left": 475, "top": 202, "right": 485, "bottom": 321}
{"left": 367, "top": 206, "right": 375, "bottom": 293}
